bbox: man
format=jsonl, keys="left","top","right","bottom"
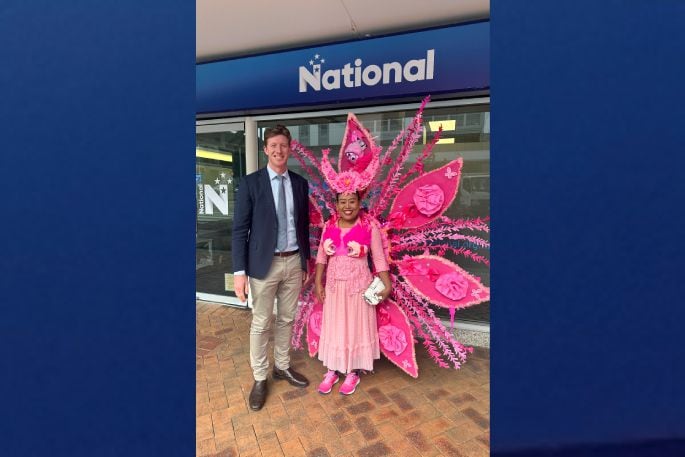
{"left": 232, "top": 125, "right": 310, "bottom": 411}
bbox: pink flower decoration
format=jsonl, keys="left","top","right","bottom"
{"left": 378, "top": 324, "right": 407, "bottom": 356}
{"left": 321, "top": 148, "right": 379, "bottom": 194}
{"left": 387, "top": 211, "right": 406, "bottom": 228}
{"left": 309, "top": 203, "right": 322, "bottom": 226}
{"left": 377, "top": 305, "right": 390, "bottom": 326}
{"left": 427, "top": 267, "right": 440, "bottom": 282}
{"left": 346, "top": 241, "right": 363, "bottom": 257}
{"left": 413, "top": 184, "right": 445, "bottom": 216}
{"left": 308, "top": 310, "right": 322, "bottom": 337}
{"left": 400, "top": 256, "right": 427, "bottom": 275}
{"left": 323, "top": 238, "right": 336, "bottom": 255}
{"left": 435, "top": 271, "right": 469, "bottom": 301}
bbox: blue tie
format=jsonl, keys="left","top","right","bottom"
{"left": 276, "top": 175, "right": 287, "bottom": 251}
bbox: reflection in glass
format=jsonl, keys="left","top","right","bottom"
{"left": 196, "top": 127, "right": 245, "bottom": 298}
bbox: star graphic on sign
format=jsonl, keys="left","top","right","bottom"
{"left": 214, "top": 178, "right": 220, "bottom": 184}
{"left": 309, "top": 54, "right": 325, "bottom": 67}
{"left": 226, "top": 177, "right": 233, "bottom": 184}
{"left": 220, "top": 172, "right": 226, "bottom": 179}
{"left": 221, "top": 187, "right": 226, "bottom": 194}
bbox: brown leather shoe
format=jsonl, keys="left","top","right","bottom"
{"left": 273, "top": 367, "right": 309, "bottom": 388}
{"left": 248, "top": 380, "right": 267, "bottom": 411}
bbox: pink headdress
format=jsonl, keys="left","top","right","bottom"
{"left": 320, "top": 113, "right": 381, "bottom": 195}
{"left": 320, "top": 148, "right": 380, "bottom": 195}
{"left": 290, "top": 96, "right": 490, "bottom": 379}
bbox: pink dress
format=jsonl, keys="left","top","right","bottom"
{"left": 316, "top": 222, "right": 389, "bottom": 373}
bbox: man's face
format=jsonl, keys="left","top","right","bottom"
{"left": 264, "top": 134, "right": 291, "bottom": 171}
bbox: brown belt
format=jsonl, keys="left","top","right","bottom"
{"left": 274, "top": 249, "right": 299, "bottom": 257}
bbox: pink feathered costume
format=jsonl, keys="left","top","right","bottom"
{"left": 316, "top": 218, "right": 389, "bottom": 373}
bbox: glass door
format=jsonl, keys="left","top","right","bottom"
{"left": 196, "top": 122, "right": 246, "bottom": 305}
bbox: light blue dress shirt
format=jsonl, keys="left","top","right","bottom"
{"left": 266, "top": 166, "right": 298, "bottom": 253}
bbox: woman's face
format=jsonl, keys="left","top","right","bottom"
{"left": 336, "top": 192, "right": 361, "bottom": 224}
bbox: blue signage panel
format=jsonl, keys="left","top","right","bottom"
{"left": 197, "top": 21, "right": 489, "bottom": 114}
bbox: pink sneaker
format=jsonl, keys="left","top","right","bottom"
{"left": 339, "top": 371, "right": 360, "bottom": 395}
{"left": 317, "top": 370, "right": 339, "bottom": 394}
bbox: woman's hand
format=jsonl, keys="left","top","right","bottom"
{"left": 378, "top": 286, "right": 392, "bottom": 301}
{"left": 377, "top": 271, "right": 392, "bottom": 302}
{"left": 315, "top": 281, "right": 325, "bottom": 304}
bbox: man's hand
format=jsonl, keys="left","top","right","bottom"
{"left": 302, "top": 268, "right": 310, "bottom": 286}
{"left": 234, "top": 274, "right": 249, "bottom": 302}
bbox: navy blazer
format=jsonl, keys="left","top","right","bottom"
{"left": 232, "top": 167, "right": 310, "bottom": 279}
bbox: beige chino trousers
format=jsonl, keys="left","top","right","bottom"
{"left": 248, "top": 254, "right": 303, "bottom": 381}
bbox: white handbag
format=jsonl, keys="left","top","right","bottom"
{"left": 362, "top": 276, "right": 385, "bottom": 305}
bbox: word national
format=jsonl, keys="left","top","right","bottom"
{"left": 299, "top": 50, "right": 435, "bottom": 92}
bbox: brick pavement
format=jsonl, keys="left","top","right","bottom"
{"left": 197, "top": 301, "right": 490, "bottom": 457}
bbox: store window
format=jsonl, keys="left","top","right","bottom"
{"left": 196, "top": 123, "right": 246, "bottom": 303}
{"left": 257, "top": 102, "right": 490, "bottom": 324}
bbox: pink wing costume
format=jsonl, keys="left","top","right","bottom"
{"left": 290, "top": 96, "right": 490, "bottom": 378}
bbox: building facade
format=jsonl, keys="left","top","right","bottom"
{"left": 196, "top": 20, "right": 490, "bottom": 331}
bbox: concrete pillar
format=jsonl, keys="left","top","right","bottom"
{"left": 244, "top": 116, "right": 258, "bottom": 174}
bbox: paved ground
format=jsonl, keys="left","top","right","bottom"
{"left": 197, "top": 301, "right": 490, "bottom": 457}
